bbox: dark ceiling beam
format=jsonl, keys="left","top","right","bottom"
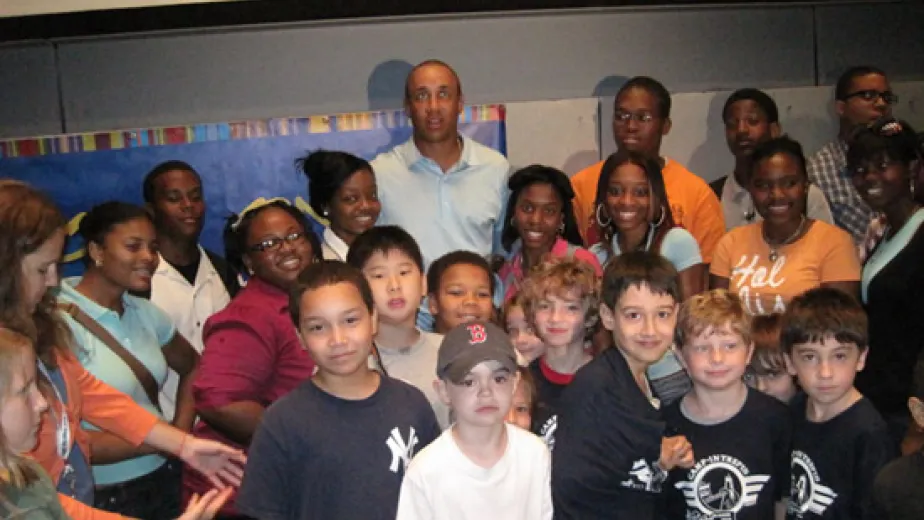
{"left": 0, "top": 0, "right": 833, "bottom": 43}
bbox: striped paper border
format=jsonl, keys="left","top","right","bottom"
{"left": 0, "top": 104, "right": 505, "bottom": 159}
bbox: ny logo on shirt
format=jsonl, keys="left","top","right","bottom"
{"left": 386, "top": 426, "right": 419, "bottom": 474}
{"left": 788, "top": 451, "right": 837, "bottom": 518}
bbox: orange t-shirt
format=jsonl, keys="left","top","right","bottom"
{"left": 710, "top": 221, "right": 861, "bottom": 315}
{"left": 29, "top": 350, "right": 160, "bottom": 520}
{"left": 570, "top": 158, "right": 725, "bottom": 263}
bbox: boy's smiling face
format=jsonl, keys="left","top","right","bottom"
{"left": 786, "top": 336, "right": 867, "bottom": 407}
{"left": 600, "top": 283, "right": 677, "bottom": 375}
{"left": 678, "top": 324, "right": 753, "bottom": 392}
{"left": 532, "top": 288, "right": 588, "bottom": 349}
{"left": 429, "top": 263, "right": 494, "bottom": 333}
{"left": 297, "top": 282, "right": 376, "bottom": 377}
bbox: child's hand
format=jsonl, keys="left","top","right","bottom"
{"left": 659, "top": 435, "right": 694, "bottom": 471}
{"left": 177, "top": 487, "right": 234, "bottom": 520}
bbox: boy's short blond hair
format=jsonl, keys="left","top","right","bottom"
{"left": 520, "top": 258, "right": 600, "bottom": 333}
{"left": 677, "top": 289, "right": 751, "bottom": 347}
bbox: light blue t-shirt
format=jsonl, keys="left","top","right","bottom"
{"left": 590, "top": 226, "right": 703, "bottom": 271}
{"left": 371, "top": 135, "right": 511, "bottom": 268}
{"left": 57, "top": 277, "right": 175, "bottom": 486}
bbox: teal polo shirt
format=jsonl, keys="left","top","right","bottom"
{"left": 57, "top": 277, "right": 176, "bottom": 486}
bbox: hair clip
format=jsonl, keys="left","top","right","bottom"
{"left": 879, "top": 120, "right": 903, "bottom": 136}
{"left": 230, "top": 197, "right": 291, "bottom": 231}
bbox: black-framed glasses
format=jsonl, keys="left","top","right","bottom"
{"left": 614, "top": 110, "right": 657, "bottom": 125}
{"left": 843, "top": 90, "right": 898, "bottom": 105}
{"left": 249, "top": 232, "right": 306, "bottom": 253}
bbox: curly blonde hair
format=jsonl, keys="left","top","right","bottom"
{"left": 520, "top": 259, "right": 600, "bottom": 337}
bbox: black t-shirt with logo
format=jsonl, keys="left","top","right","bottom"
{"left": 786, "top": 395, "right": 896, "bottom": 520}
{"left": 662, "top": 387, "right": 792, "bottom": 520}
{"left": 551, "top": 348, "right": 665, "bottom": 520}
{"left": 237, "top": 376, "right": 441, "bottom": 520}
{"left": 529, "top": 357, "right": 575, "bottom": 450}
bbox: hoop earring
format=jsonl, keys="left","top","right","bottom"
{"left": 596, "top": 204, "right": 611, "bottom": 227}
{"left": 911, "top": 178, "right": 916, "bottom": 198}
{"left": 652, "top": 205, "right": 666, "bottom": 227}
{"left": 558, "top": 221, "right": 565, "bottom": 235}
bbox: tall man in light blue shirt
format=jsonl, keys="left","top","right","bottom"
{"left": 372, "top": 60, "right": 511, "bottom": 269}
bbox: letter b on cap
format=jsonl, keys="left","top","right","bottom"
{"left": 466, "top": 324, "right": 487, "bottom": 344}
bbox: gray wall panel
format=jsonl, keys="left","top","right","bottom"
{"left": 816, "top": 3, "right": 924, "bottom": 85}
{"left": 55, "top": 6, "right": 815, "bottom": 133}
{"left": 0, "top": 43, "right": 62, "bottom": 138}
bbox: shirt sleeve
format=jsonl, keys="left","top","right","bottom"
{"left": 853, "top": 428, "right": 898, "bottom": 520}
{"left": 540, "top": 444, "right": 554, "bottom": 520}
{"left": 819, "top": 227, "right": 862, "bottom": 283}
{"left": 236, "top": 415, "right": 291, "bottom": 520}
{"left": 142, "top": 298, "right": 178, "bottom": 347}
{"left": 418, "top": 405, "right": 442, "bottom": 450}
{"left": 193, "top": 320, "right": 276, "bottom": 409}
{"left": 660, "top": 228, "right": 703, "bottom": 273}
{"left": 67, "top": 354, "right": 160, "bottom": 445}
{"left": 807, "top": 185, "right": 835, "bottom": 225}
{"left": 492, "top": 166, "right": 513, "bottom": 257}
{"left": 394, "top": 468, "right": 433, "bottom": 520}
{"left": 772, "top": 410, "right": 793, "bottom": 501}
{"left": 708, "top": 232, "right": 734, "bottom": 278}
{"left": 869, "top": 461, "right": 901, "bottom": 520}
{"left": 689, "top": 183, "right": 726, "bottom": 265}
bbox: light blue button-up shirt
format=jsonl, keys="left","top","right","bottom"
{"left": 372, "top": 135, "right": 511, "bottom": 268}
{"left": 57, "top": 277, "right": 175, "bottom": 486}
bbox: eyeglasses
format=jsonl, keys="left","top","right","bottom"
{"left": 614, "top": 110, "right": 657, "bottom": 125}
{"left": 843, "top": 90, "right": 898, "bottom": 105}
{"left": 249, "top": 232, "right": 307, "bottom": 253}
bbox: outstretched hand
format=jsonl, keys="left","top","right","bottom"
{"left": 178, "top": 487, "right": 234, "bottom": 520}
{"left": 180, "top": 436, "right": 247, "bottom": 489}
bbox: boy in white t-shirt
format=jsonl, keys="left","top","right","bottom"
{"left": 396, "top": 321, "right": 553, "bottom": 520}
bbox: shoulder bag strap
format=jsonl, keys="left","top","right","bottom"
{"left": 57, "top": 302, "right": 162, "bottom": 412}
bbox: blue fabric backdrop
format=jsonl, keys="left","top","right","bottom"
{"left": 0, "top": 118, "right": 505, "bottom": 276}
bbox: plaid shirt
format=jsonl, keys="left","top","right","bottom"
{"left": 807, "top": 139, "right": 872, "bottom": 244}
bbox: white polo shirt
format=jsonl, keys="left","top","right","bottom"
{"left": 150, "top": 246, "right": 232, "bottom": 420}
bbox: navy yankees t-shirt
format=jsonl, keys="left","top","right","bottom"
{"left": 237, "top": 375, "right": 441, "bottom": 520}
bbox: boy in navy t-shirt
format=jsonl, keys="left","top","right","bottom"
{"left": 664, "top": 290, "right": 791, "bottom": 520}
{"left": 782, "top": 288, "right": 896, "bottom": 520}
{"left": 236, "top": 261, "right": 440, "bottom": 520}
{"left": 551, "top": 251, "right": 694, "bottom": 519}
